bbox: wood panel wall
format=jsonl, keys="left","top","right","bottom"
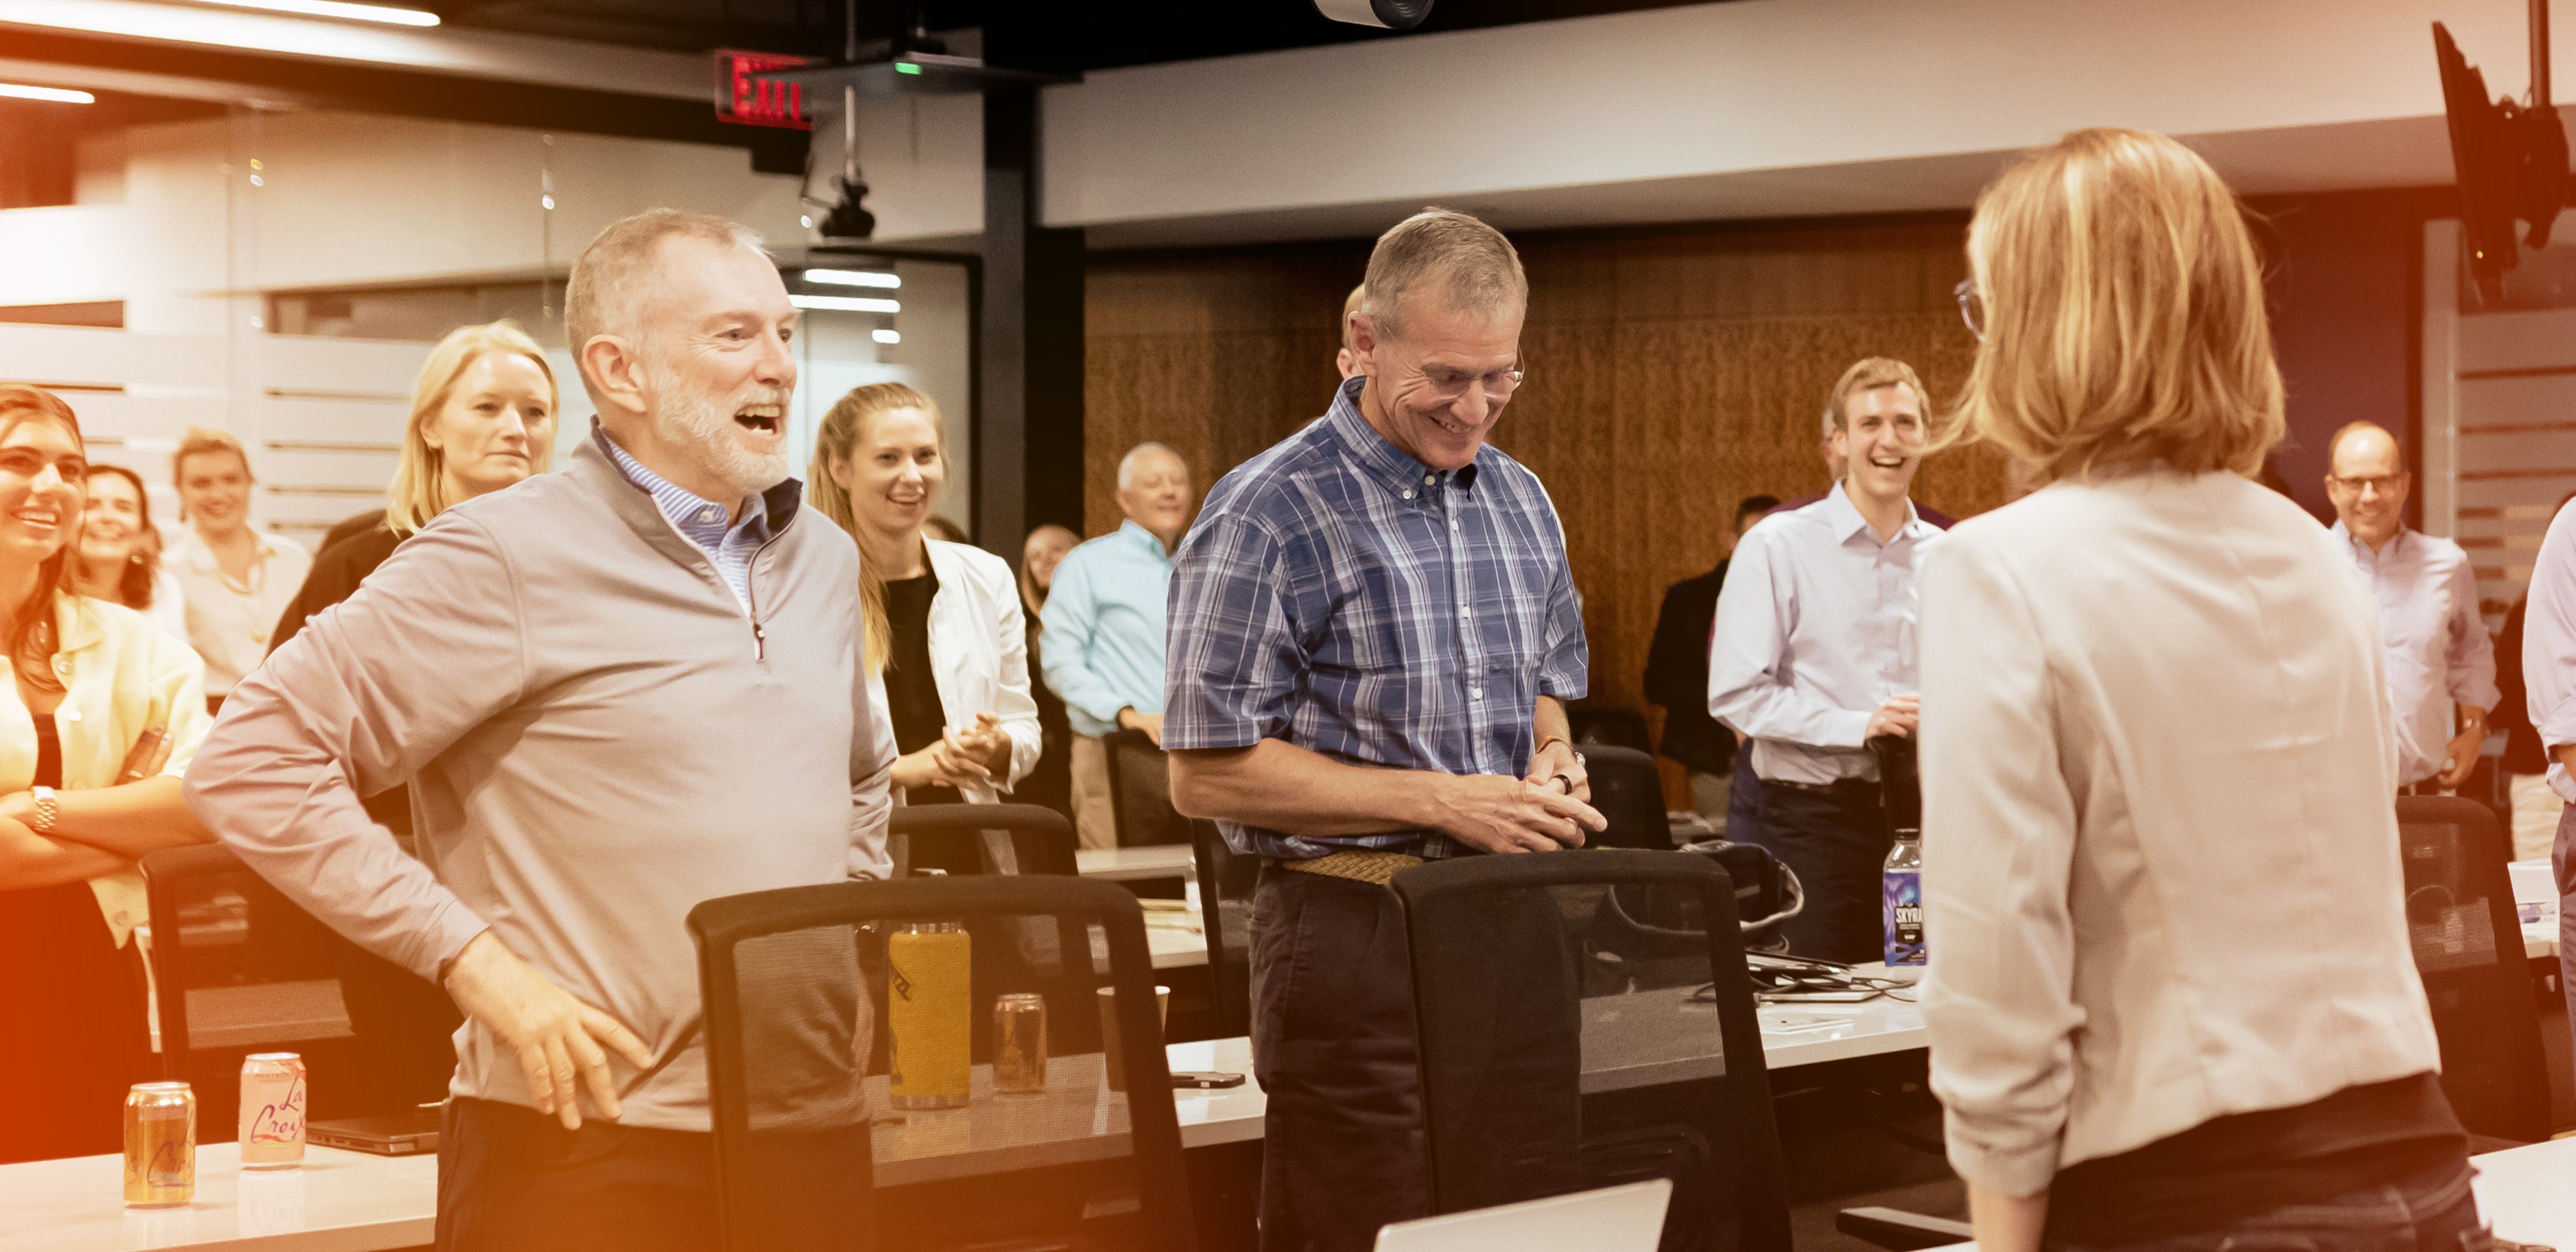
{"left": 1084, "top": 218, "right": 2006, "bottom": 785}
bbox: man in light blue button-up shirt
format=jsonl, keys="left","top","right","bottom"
{"left": 1040, "top": 441, "right": 1194, "bottom": 848}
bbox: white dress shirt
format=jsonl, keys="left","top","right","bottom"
{"left": 1707, "top": 481, "right": 1936, "bottom": 784}
{"left": 2523, "top": 499, "right": 2576, "bottom": 801}
{"left": 2330, "top": 522, "right": 2498, "bottom": 785}
{"left": 166, "top": 526, "right": 311, "bottom": 697}
{"left": 867, "top": 537, "right": 1044, "bottom": 806}
{"left": 1917, "top": 470, "right": 2440, "bottom": 1198}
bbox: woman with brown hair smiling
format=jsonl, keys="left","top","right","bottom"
{"left": 0, "top": 384, "right": 213, "bottom": 1163}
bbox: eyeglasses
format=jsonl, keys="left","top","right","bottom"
{"left": 2328, "top": 473, "right": 2405, "bottom": 496}
{"left": 1416, "top": 357, "right": 1527, "bottom": 404}
{"left": 1955, "top": 279, "right": 1985, "bottom": 341}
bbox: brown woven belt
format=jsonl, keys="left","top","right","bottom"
{"left": 1275, "top": 850, "right": 1423, "bottom": 885}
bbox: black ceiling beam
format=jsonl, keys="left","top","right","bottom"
{"left": 4, "top": 28, "right": 807, "bottom": 171}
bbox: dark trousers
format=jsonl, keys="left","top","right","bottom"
{"left": 1250, "top": 866, "right": 1428, "bottom": 1252}
{"left": 2049, "top": 1159, "right": 2483, "bottom": 1252}
{"left": 436, "top": 1096, "right": 718, "bottom": 1252}
{"left": 1744, "top": 778, "right": 1891, "bottom": 964}
{"left": 1725, "top": 747, "right": 1765, "bottom": 846}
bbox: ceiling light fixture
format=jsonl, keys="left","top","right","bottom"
{"left": 183, "top": 0, "right": 440, "bottom": 26}
{"left": 0, "top": 83, "right": 96, "bottom": 102}
{"left": 804, "top": 268, "right": 900, "bottom": 289}
{"left": 872, "top": 328, "right": 900, "bottom": 345}
{"left": 788, "top": 294, "right": 900, "bottom": 314}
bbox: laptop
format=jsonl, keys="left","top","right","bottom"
{"left": 1372, "top": 1179, "right": 1672, "bottom": 1252}
{"left": 307, "top": 1107, "right": 443, "bottom": 1156}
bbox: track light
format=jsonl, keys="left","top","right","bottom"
{"left": 789, "top": 295, "right": 900, "bottom": 313}
{"left": 182, "top": 0, "right": 439, "bottom": 25}
{"left": 0, "top": 83, "right": 95, "bottom": 103}
{"left": 804, "top": 268, "right": 900, "bottom": 289}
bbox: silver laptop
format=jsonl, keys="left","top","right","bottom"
{"left": 1372, "top": 1179, "right": 1672, "bottom": 1252}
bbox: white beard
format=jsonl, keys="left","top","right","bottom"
{"left": 646, "top": 362, "right": 791, "bottom": 501}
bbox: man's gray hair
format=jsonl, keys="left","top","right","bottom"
{"left": 1360, "top": 209, "right": 1527, "bottom": 343}
{"left": 563, "top": 209, "right": 766, "bottom": 358}
{"left": 1117, "top": 441, "right": 1186, "bottom": 491}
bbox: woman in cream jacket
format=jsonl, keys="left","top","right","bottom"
{"left": 0, "top": 384, "right": 213, "bottom": 1163}
{"left": 810, "top": 382, "right": 1039, "bottom": 806}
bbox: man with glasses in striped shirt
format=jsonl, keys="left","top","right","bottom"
{"left": 1166, "top": 209, "right": 1602, "bottom": 1252}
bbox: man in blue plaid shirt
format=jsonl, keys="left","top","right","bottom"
{"left": 1166, "top": 209, "right": 1604, "bottom": 1252}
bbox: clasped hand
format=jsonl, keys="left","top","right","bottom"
{"left": 894, "top": 711, "right": 1009, "bottom": 791}
{"left": 1438, "top": 741, "right": 1607, "bottom": 855}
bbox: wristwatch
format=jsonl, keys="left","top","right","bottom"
{"left": 30, "top": 785, "right": 58, "bottom": 834}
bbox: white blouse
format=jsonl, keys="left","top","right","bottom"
{"left": 1915, "top": 469, "right": 2442, "bottom": 1198}
{"left": 867, "top": 538, "right": 1043, "bottom": 806}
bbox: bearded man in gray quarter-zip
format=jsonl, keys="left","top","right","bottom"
{"left": 184, "top": 209, "right": 898, "bottom": 1252}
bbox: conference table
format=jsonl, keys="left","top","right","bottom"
{"left": 0, "top": 975, "right": 1929, "bottom": 1250}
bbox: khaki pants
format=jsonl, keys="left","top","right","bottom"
{"left": 2511, "top": 772, "right": 2563, "bottom": 862}
{"left": 1070, "top": 734, "right": 1118, "bottom": 850}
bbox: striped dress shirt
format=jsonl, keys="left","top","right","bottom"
{"left": 1163, "top": 376, "right": 1589, "bottom": 861}
{"left": 594, "top": 423, "right": 782, "bottom": 612}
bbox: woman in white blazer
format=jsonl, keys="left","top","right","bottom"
{"left": 1917, "top": 128, "right": 2475, "bottom": 1252}
{"left": 810, "top": 382, "right": 1040, "bottom": 806}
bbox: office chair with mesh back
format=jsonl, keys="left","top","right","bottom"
{"left": 1584, "top": 745, "right": 1676, "bottom": 850}
{"left": 1103, "top": 728, "right": 1193, "bottom": 848}
{"left": 2393, "top": 796, "right": 2552, "bottom": 1148}
{"left": 1188, "top": 818, "right": 1256, "bottom": 1039}
{"left": 141, "top": 844, "right": 458, "bottom": 1137}
{"left": 890, "top": 803, "right": 1079, "bottom": 878}
{"left": 690, "top": 873, "right": 1197, "bottom": 1251}
{"left": 1392, "top": 849, "right": 1791, "bottom": 1252}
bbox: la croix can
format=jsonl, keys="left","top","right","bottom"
{"left": 238, "top": 1052, "right": 307, "bottom": 1168}
{"left": 122, "top": 1081, "right": 196, "bottom": 1207}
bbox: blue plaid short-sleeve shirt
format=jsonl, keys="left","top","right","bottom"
{"left": 1163, "top": 376, "right": 1590, "bottom": 861}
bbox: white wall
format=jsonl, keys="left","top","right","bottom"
{"left": 1028, "top": 0, "right": 2575, "bottom": 244}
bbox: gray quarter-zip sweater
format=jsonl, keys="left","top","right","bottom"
{"left": 185, "top": 440, "right": 896, "bottom": 1132}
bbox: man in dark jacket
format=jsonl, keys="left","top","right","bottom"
{"left": 1644, "top": 494, "right": 1778, "bottom": 830}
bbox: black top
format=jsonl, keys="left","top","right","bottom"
{"left": 884, "top": 566, "right": 961, "bottom": 807}
{"left": 266, "top": 509, "right": 413, "bottom": 845}
{"left": 1644, "top": 562, "right": 1733, "bottom": 776}
{"left": 2046, "top": 1072, "right": 2468, "bottom": 1243}
{"left": 2496, "top": 595, "right": 2546, "bottom": 776}
{"left": 32, "top": 715, "right": 60, "bottom": 789}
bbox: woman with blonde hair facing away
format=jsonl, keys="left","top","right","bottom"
{"left": 271, "top": 319, "right": 560, "bottom": 653}
{"left": 0, "top": 384, "right": 213, "bottom": 1162}
{"left": 812, "top": 382, "right": 1037, "bottom": 805}
{"left": 1917, "top": 128, "right": 2475, "bottom": 1251}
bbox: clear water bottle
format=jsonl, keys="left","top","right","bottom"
{"left": 1883, "top": 832, "right": 1925, "bottom": 966}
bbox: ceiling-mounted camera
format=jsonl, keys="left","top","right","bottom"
{"left": 1315, "top": 0, "right": 1433, "bottom": 30}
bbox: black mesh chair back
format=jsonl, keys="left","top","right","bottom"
{"left": 1392, "top": 849, "right": 1790, "bottom": 1252}
{"left": 891, "top": 803, "right": 1079, "bottom": 878}
{"left": 140, "top": 844, "right": 458, "bottom": 1136}
{"left": 1569, "top": 704, "right": 1654, "bottom": 753}
{"left": 1188, "top": 819, "right": 1256, "bottom": 1038}
{"left": 690, "top": 872, "right": 1197, "bottom": 1252}
{"left": 1103, "top": 729, "right": 1193, "bottom": 848}
{"left": 2393, "top": 797, "right": 2551, "bottom": 1146}
{"left": 1586, "top": 745, "right": 1674, "bottom": 850}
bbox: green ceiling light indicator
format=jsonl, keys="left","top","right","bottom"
{"left": 895, "top": 61, "right": 922, "bottom": 75}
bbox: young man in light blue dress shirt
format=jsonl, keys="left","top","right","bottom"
{"left": 1040, "top": 442, "right": 1195, "bottom": 848}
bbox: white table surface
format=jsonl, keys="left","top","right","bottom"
{"left": 0, "top": 973, "right": 1925, "bottom": 1251}
{"left": 2525, "top": 920, "right": 2557, "bottom": 962}
{"left": 1075, "top": 845, "right": 1194, "bottom": 882}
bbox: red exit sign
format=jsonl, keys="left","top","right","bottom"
{"left": 713, "top": 49, "right": 812, "bottom": 131}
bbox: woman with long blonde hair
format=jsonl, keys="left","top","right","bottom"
{"left": 1916, "top": 128, "right": 2475, "bottom": 1251}
{"left": 270, "top": 319, "right": 559, "bottom": 653}
{"left": 810, "top": 382, "right": 1038, "bottom": 805}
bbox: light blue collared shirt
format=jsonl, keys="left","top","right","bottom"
{"left": 1041, "top": 520, "right": 1176, "bottom": 737}
{"left": 1708, "top": 480, "right": 1937, "bottom": 785}
{"left": 594, "top": 423, "right": 782, "bottom": 612}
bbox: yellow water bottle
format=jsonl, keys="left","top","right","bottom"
{"left": 888, "top": 920, "right": 972, "bottom": 1109}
